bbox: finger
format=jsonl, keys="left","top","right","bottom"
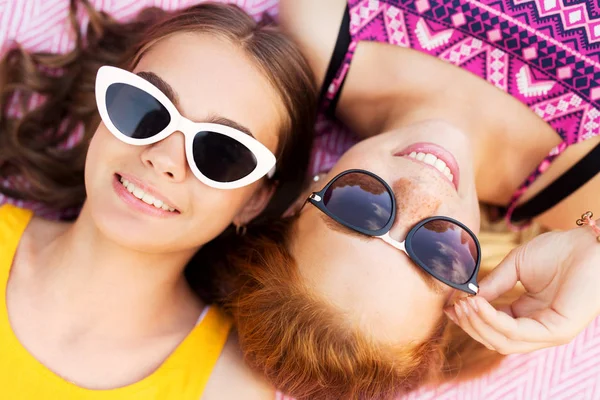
{"left": 477, "top": 247, "right": 521, "bottom": 302}
{"left": 509, "top": 293, "right": 549, "bottom": 318}
{"left": 464, "top": 298, "right": 548, "bottom": 354}
{"left": 495, "top": 303, "right": 515, "bottom": 318}
{"left": 453, "top": 299, "right": 495, "bottom": 350}
{"left": 475, "top": 296, "right": 556, "bottom": 344}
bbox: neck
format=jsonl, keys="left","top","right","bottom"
{"left": 36, "top": 203, "right": 202, "bottom": 337}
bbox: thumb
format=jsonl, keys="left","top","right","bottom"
{"left": 478, "top": 245, "right": 523, "bottom": 302}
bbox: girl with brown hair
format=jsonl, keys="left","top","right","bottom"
{"left": 213, "top": 0, "right": 600, "bottom": 398}
{"left": 0, "top": 1, "right": 316, "bottom": 398}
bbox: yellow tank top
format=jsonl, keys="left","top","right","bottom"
{"left": 0, "top": 204, "right": 232, "bottom": 399}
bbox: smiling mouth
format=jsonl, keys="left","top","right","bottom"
{"left": 394, "top": 143, "right": 460, "bottom": 190}
{"left": 406, "top": 151, "right": 454, "bottom": 183}
{"left": 115, "top": 174, "right": 179, "bottom": 213}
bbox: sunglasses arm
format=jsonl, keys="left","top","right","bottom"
{"left": 377, "top": 233, "right": 408, "bottom": 255}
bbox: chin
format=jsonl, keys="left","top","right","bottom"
{"left": 98, "top": 217, "right": 158, "bottom": 251}
{"left": 85, "top": 199, "right": 160, "bottom": 250}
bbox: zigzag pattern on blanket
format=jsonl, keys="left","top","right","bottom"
{"left": 402, "top": 317, "right": 600, "bottom": 399}
{"left": 0, "top": 1, "right": 599, "bottom": 399}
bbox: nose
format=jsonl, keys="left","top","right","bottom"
{"left": 141, "top": 132, "right": 187, "bottom": 182}
{"left": 388, "top": 178, "right": 442, "bottom": 240}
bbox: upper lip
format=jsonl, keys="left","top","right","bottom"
{"left": 394, "top": 142, "right": 460, "bottom": 190}
{"left": 116, "top": 172, "right": 180, "bottom": 211}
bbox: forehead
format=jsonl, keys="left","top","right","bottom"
{"left": 133, "top": 32, "right": 283, "bottom": 152}
{"left": 291, "top": 207, "right": 449, "bottom": 345}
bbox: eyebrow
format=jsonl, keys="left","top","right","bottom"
{"left": 321, "top": 214, "right": 370, "bottom": 241}
{"left": 136, "top": 71, "right": 255, "bottom": 138}
{"left": 204, "top": 115, "right": 255, "bottom": 138}
{"left": 136, "top": 71, "right": 179, "bottom": 107}
{"left": 319, "top": 214, "right": 442, "bottom": 293}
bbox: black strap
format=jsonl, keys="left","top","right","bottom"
{"left": 319, "top": 4, "right": 351, "bottom": 117}
{"left": 509, "top": 140, "right": 600, "bottom": 222}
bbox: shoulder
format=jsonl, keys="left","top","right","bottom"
{"left": 278, "top": 0, "right": 347, "bottom": 87}
{"left": 201, "top": 331, "right": 275, "bottom": 400}
{"left": 22, "top": 213, "right": 68, "bottom": 251}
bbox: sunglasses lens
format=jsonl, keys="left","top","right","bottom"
{"left": 193, "top": 131, "right": 258, "bottom": 183}
{"left": 323, "top": 172, "right": 393, "bottom": 232}
{"left": 410, "top": 220, "right": 478, "bottom": 284}
{"left": 105, "top": 83, "right": 170, "bottom": 139}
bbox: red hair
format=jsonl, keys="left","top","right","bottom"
{"left": 214, "top": 218, "right": 505, "bottom": 399}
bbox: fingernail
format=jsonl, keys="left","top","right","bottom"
{"left": 468, "top": 297, "right": 479, "bottom": 312}
{"left": 460, "top": 300, "right": 470, "bottom": 316}
{"left": 454, "top": 302, "right": 462, "bottom": 318}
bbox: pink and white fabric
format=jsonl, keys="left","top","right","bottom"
{"left": 404, "top": 316, "right": 600, "bottom": 399}
{"left": 0, "top": 1, "right": 599, "bottom": 398}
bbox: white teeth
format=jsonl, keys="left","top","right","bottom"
{"left": 434, "top": 158, "right": 447, "bottom": 172}
{"left": 133, "top": 187, "right": 144, "bottom": 200}
{"left": 161, "top": 204, "right": 175, "bottom": 212}
{"left": 118, "top": 177, "right": 176, "bottom": 212}
{"left": 404, "top": 152, "right": 454, "bottom": 184}
{"left": 423, "top": 153, "right": 437, "bottom": 164}
{"left": 141, "top": 193, "right": 155, "bottom": 205}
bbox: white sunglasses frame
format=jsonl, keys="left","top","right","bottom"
{"left": 95, "top": 65, "right": 276, "bottom": 190}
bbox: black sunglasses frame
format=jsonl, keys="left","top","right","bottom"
{"left": 308, "top": 169, "right": 481, "bottom": 295}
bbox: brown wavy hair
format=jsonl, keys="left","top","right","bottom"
{"left": 213, "top": 215, "right": 518, "bottom": 400}
{"left": 0, "top": 0, "right": 317, "bottom": 220}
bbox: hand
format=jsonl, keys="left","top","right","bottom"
{"left": 445, "top": 222, "right": 600, "bottom": 354}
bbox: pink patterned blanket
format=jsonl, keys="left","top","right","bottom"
{"left": 1, "top": 1, "right": 598, "bottom": 398}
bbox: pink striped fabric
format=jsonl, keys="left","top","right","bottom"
{"left": 403, "top": 316, "right": 600, "bottom": 400}
{"left": 1, "top": 1, "right": 599, "bottom": 399}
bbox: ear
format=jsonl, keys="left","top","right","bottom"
{"left": 233, "top": 182, "right": 277, "bottom": 226}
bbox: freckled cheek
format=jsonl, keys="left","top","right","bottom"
{"left": 394, "top": 179, "right": 444, "bottom": 224}
{"left": 398, "top": 194, "right": 442, "bottom": 222}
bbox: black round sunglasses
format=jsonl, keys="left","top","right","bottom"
{"left": 307, "top": 169, "right": 480, "bottom": 295}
